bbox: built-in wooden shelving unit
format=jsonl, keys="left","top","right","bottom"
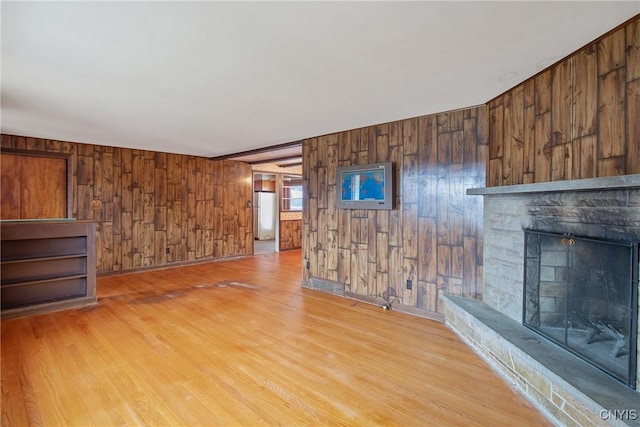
{"left": 1, "top": 220, "right": 96, "bottom": 319}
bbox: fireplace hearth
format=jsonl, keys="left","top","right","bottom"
{"left": 451, "top": 175, "right": 640, "bottom": 426}
{"left": 523, "top": 230, "right": 638, "bottom": 388}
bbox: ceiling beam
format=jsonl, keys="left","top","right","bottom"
{"left": 250, "top": 156, "right": 302, "bottom": 165}
{"left": 209, "top": 140, "right": 302, "bottom": 161}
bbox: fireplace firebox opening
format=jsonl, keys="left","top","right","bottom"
{"left": 523, "top": 230, "right": 638, "bottom": 389}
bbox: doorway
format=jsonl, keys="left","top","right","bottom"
{"left": 253, "top": 173, "right": 278, "bottom": 254}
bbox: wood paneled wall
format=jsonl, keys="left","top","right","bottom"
{"left": 0, "top": 152, "right": 69, "bottom": 219}
{"left": 1, "top": 135, "right": 253, "bottom": 274}
{"left": 280, "top": 219, "right": 302, "bottom": 251}
{"left": 303, "top": 107, "right": 487, "bottom": 315}
{"left": 488, "top": 16, "right": 640, "bottom": 186}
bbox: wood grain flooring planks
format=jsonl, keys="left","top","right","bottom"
{"left": 1, "top": 250, "right": 551, "bottom": 426}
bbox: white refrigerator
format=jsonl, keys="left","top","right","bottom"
{"left": 253, "top": 192, "right": 276, "bottom": 240}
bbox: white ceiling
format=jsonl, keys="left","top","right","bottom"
{"left": 2, "top": 2, "right": 639, "bottom": 159}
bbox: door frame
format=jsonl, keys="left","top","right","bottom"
{"left": 252, "top": 171, "right": 280, "bottom": 253}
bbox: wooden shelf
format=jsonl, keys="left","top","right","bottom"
{"left": 1, "top": 253, "right": 88, "bottom": 264}
{"left": 1, "top": 220, "right": 96, "bottom": 319}
{"left": 2, "top": 274, "right": 88, "bottom": 288}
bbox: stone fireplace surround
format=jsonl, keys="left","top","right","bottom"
{"left": 444, "top": 175, "right": 640, "bottom": 427}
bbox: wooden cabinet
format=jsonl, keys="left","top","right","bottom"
{"left": 0, "top": 150, "right": 71, "bottom": 220}
{"left": 1, "top": 220, "right": 96, "bottom": 319}
{"left": 253, "top": 179, "right": 276, "bottom": 192}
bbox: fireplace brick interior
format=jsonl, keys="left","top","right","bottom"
{"left": 523, "top": 230, "right": 637, "bottom": 388}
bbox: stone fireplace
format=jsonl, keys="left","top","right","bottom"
{"left": 444, "top": 175, "right": 640, "bottom": 426}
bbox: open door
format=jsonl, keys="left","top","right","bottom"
{"left": 253, "top": 173, "right": 278, "bottom": 254}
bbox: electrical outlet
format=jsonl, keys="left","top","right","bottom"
{"left": 406, "top": 279, "right": 412, "bottom": 290}
{"left": 166, "top": 247, "right": 170, "bottom": 254}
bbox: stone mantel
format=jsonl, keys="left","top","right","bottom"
{"left": 467, "top": 174, "right": 640, "bottom": 196}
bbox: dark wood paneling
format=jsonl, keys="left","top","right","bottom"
{"left": 1, "top": 152, "right": 68, "bottom": 220}
{"left": 488, "top": 16, "right": 640, "bottom": 185}
{"left": 279, "top": 219, "right": 302, "bottom": 251}
{"left": 0, "top": 154, "right": 21, "bottom": 219}
{"left": 303, "top": 106, "right": 487, "bottom": 315}
{"left": 1, "top": 135, "right": 253, "bottom": 274}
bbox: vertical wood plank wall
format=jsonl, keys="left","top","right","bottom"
{"left": 0, "top": 152, "right": 68, "bottom": 219}
{"left": 0, "top": 135, "right": 253, "bottom": 274}
{"left": 279, "top": 219, "right": 302, "bottom": 251}
{"left": 303, "top": 107, "right": 488, "bottom": 315}
{"left": 487, "top": 16, "right": 640, "bottom": 186}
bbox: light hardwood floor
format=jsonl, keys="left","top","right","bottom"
{"left": 1, "top": 250, "right": 552, "bottom": 426}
